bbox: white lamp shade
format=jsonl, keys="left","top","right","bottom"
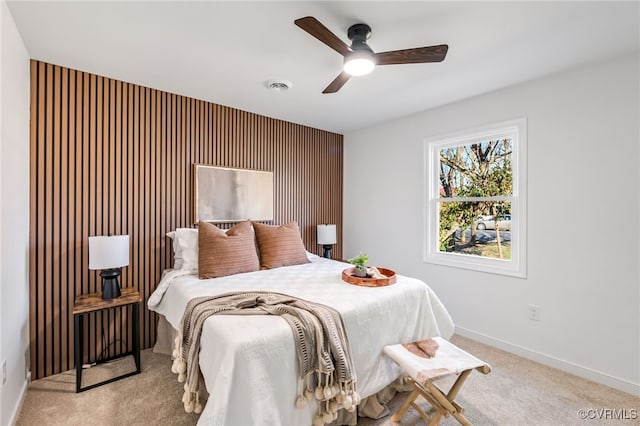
{"left": 89, "top": 235, "right": 130, "bottom": 270}
{"left": 317, "top": 224, "right": 337, "bottom": 245}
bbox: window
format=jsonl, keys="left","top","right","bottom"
{"left": 424, "top": 118, "right": 527, "bottom": 277}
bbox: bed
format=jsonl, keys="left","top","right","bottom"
{"left": 148, "top": 249, "right": 454, "bottom": 425}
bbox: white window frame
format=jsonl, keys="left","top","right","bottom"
{"left": 423, "top": 118, "right": 527, "bottom": 278}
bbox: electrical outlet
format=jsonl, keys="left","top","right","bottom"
{"left": 528, "top": 304, "right": 541, "bottom": 321}
{"left": 2, "top": 360, "right": 6, "bottom": 385}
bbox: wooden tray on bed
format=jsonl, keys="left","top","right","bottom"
{"left": 342, "top": 267, "right": 397, "bottom": 287}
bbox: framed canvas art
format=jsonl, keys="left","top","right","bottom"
{"left": 193, "top": 164, "right": 274, "bottom": 223}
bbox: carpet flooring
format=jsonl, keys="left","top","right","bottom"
{"left": 16, "top": 335, "right": 639, "bottom": 425}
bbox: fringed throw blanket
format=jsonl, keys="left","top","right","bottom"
{"left": 171, "top": 291, "right": 359, "bottom": 426}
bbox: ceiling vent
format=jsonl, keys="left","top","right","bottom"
{"left": 265, "top": 80, "right": 292, "bottom": 92}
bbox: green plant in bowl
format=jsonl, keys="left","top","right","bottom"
{"left": 348, "top": 253, "right": 369, "bottom": 278}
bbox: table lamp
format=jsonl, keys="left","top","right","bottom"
{"left": 89, "top": 235, "right": 130, "bottom": 300}
{"left": 317, "top": 224, "right": 337, "bottom": 259}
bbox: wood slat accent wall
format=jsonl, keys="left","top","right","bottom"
{"left": 29, "top": 60, "right": 343, "bottom": 379}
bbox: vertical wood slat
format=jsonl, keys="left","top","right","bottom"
{"left": 29, "top": 60, "right": 344, "bottom": 379}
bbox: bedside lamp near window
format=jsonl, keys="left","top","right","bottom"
{"left": 89, "top": 235, "right": 130, "bottom": 300}
{"left": 317, "top": 224, "right": 337, "bottom": 259}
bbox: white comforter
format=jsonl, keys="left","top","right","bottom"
{"left": 148, "top": 255, "right": 454, "bottom": 426}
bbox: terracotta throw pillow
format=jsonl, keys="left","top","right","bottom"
{"left": 252, "top": 221, "right": 310, "bottom": 269}
{"left": 198, "top": 220, "right": 259, "bottom": 279}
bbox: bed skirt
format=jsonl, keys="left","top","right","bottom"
{"left": 153, "top": 315, "right": 177, "bottom": 356}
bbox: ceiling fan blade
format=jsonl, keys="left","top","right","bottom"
{"left": 375, "top": 44, "right": 448, "bottom": 65}
{"left": 323, "top": 72, "right": 351, "bottom": 94}
{"left": 294, "top": 16, "right": 351, "bottom": 56}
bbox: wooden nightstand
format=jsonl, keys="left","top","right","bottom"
{"left": 73, "top": 288, "right": 142, "bottom": 392}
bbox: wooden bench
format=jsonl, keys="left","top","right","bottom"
{"left": 383, "top": 337, "right": 490, "bottom": 425}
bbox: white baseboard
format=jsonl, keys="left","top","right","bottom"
{"left": 9, "top": 378, "right": 28, "bottom": 426}
{"left": 455, "top": 326, "right": 640, "bottom": 397}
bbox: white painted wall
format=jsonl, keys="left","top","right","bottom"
{"left": 0, "top": 1, "right": 30, "bottom": 423}
{"left": 344, "top": 53, "right": 639, "bottom": 395}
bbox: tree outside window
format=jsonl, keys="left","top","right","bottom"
{"left": 424, "top": 119, "right": 527, "bottom": 277}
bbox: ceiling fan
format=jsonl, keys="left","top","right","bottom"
{"left": 294, "top": 16, "right": 448, "bottom": 94}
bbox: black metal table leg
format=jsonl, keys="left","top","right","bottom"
{"left": 133, "top": 302, "right": 141, "bottom": 373}
{"left": 74, "top": 313, "right": 83, "bottom": 393}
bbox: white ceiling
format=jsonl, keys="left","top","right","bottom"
{"left": 7, "top": 1, "right": 640, "bottom": 134}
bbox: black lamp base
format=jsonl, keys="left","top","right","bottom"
{"left": 322, "top": 244, "right": 333, "bottom": 259}
{"left": 100, "top": 268, "right": 122, "bottom": 300}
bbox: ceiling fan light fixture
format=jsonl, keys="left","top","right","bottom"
{"left": 343, "top": 51, "right": 375, "bottom": 76}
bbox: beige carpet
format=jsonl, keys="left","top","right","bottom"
{"left": 16, "top": 335, "right": 639, "bottom": 426}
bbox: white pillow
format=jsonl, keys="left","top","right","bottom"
{"left": 166, "top": 228, "right": 198, "bottom": 271}
{"left": 175, "top": 228, "right": 199, "bottom": 272}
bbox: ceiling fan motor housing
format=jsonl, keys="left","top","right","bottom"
{"left": 347, "top": 23, "right": 373, "bottom": 52}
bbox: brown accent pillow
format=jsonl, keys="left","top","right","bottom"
{"left": 252, "top": 221, "right": 310, "bottom": 269}
{"left": 198, "top": 220, "right": 260, "bottom": 279}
